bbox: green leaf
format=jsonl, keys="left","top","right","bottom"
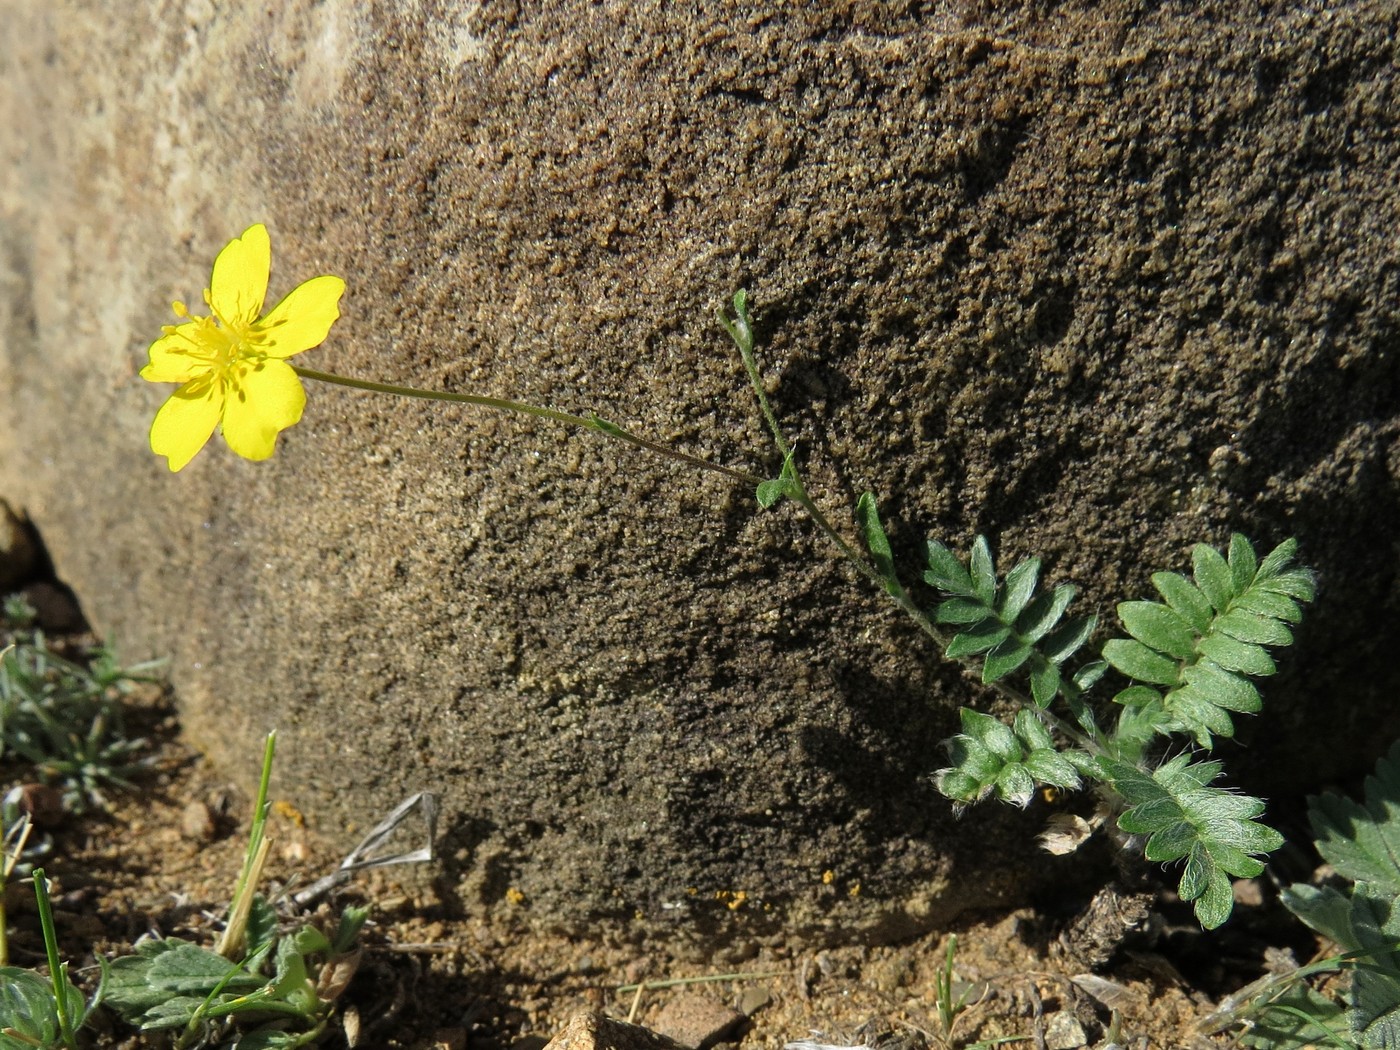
{"left": 856, "top": 492, "right": 900, "bottom": 596}
{"left": 944, "top": 736, "right": 999, "bottom": 784}
{"left": 247, "top": 894, "right": 279, "bottom": 958}
{"left": 1041, "top": 615, "right": 1097, "bottom": 665}
{"left": 1351, "top": 890, "right": 1400, "bottom": 1047}
{"left": 0, "top": 967, "right": 66, "bottom": 1049}
{"left": 935, "top": 598, "right": 994, "bottom": 625}
{"left": 935, "top": 768, "right": 986, "bottom": 803}
{"left": 1122, "top": 796, "right": 1187, "bottom": 838}
{"left": 755, "top": 477, "right": 787, "bottom": 509}
{"left": 1029, "top": 660, "right": 1061, "bottom": 708}
{"left": 1143, "top": 820, "right": 1197, "bottom": 861}
{"left": 1233, "top": 588, "right": 1304, "bottom": 623}
{"left": 969, "top": 536, "right": 997, "bottom": 606}
{"left": 1212, "top": 607, "right": 1292, "bottom": 646}
{"left": 1165, "top": 685, "right": 1236, "bottom": 741}
{"left": 1118, "top": 600, "right": 1197, "bottom": 659}
{"left": 1072, "top": 659, "right": 1107, "bottom": 689}
{"left": 1279, "top": 883, "right": 1355, "bottom": 947}
{"left": 1012, "top": 709, "right": 1054, "bottom": 751}
{"left": 1023, "top": 748, "right": 1082, "bottom": 790}
{"left": 235, "top": 1031, "right": 311, "bottom": 1050}
{"left": 995, "top": 763, "right": 1036, "bottom": 807}
{"left": 1190, "top": 862, "right": 1235, "bottom": 929}
{"left": 1151, "top": 571, "right": 1214, "bottom": 633}
{"left": 1179, "top": 661, "right": 1261, "bottom": 713}
{"left": 1255, "top": 536, "right": 1298, "bottom": 581}
{"left": 1192, "top": 543, "right": 1237, "bottom": 612}
{"left": 1197, "top": 634, "right": 1276, "bottom": 676}
{"left": 1227, "top": 533, "right": 1259, "bottom": 593}
{"left": 1257, "top": 568, "right": 1316, "bottom": 602}
{"left": 332, "top": 905, "right": 370, "bottom": 954}
{"left": 1238, "top": 981, "right": 1349, "bottom": 1049}
{"left": 960, "top": 708, "right": 1021, "bottom": 763}
{"left": 998, "top": 559, "right": 1040, "bottom": 623}
{"left": 1308, "top": 740, "right": 1400, "bottom": 895}
{"left": 1015, "top": 583, "right": 1076, "bottom": 643}
{"left": 946, "top": 620, "right": 1013, "bottom": 658}
{"left": 756, "top": 452, "right": 799, "bottom": 509}
{"left": 924, "top": 540, "right": 975, "bottom": 596}
{"left": 1104, "top": 756, "right": 1280, "bottom": 930}
{"left": 103, "top": 940, "right": 264, "bottom": 1022}
{"left": 1113, "top": 684, "right": 1163, "bottom": 710}
{"left": 289, "top": 925, "right": 331, "bottom": 956}
{"left": 982, "top": 638, "right": 1033, "bottom": 683}
{"left": 588, "top": 413, "right": 627, "bottom": 439}
{"left": 1102, "top": 638, "right": 1181, "bottom": 687}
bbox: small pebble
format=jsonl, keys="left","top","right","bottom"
{"left": 13, "top": 783, "right": 66, "bottom": 828}
{"left": 180, "top": 800, "right": 216, "bottom": 842}
{"left": 653, "top": 993, "right": 745, "bottom": 1050}
{"left": 430, "top": 1028, "right": 467, "bottom": 1050}
{"left": 1044, "top": 1011, "right": 1087, "bottom": 1050}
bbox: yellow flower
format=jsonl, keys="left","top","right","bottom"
{"left": 141, "top": 224, "right": 345, "bottom": 471}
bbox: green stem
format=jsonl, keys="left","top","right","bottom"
{"left": 219, "top": 732, "right": 276, "bottom": 959}
{"left": 32, "top": 868, "right": 79, "bottom": 1050}
{"left": 720, "top": 294, "right": 1102, "bottom": 756}
{"left": 292, "top": 366, "right": 763, "bottom": 488}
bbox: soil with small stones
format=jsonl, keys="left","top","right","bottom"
{"left": 1, "top": 594, "right": 1335, "bottom": 1050}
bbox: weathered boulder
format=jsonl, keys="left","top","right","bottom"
{"left": 2, "top": 1, "right": 1397, "bottom": 947}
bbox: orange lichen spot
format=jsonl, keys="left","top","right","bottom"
{"left": 821, "top": 869, "right": 835, "bottom": 885}
{"left": 727, "top": 890, "right": 748, "bottom": 911}
{"left": 272, "top": 799, "right": 305, "bottom": 827}
{"left": 505, "top": 887, "right": 526, "bottom": 906}
{"left": 848, "top": 881, "right": 861, "bottom": 898}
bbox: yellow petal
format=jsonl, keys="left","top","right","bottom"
{"left": 150, "top": 379, "right": 223, "bottom": 472}
{"left": 252, "top": 275, "right": 346, "bottom": 359}
{"left": 141, "top": 327, "right": 207, "bottom": 384}
{"left": 209, "top": 224, "right": 271, "bottom": 328}
{"left": 220, "top": 358, "right": 306, "bottom": 461}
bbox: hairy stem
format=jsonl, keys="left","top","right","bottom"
{"left": 293, "top": 366, "right": 762, "bottom": 487}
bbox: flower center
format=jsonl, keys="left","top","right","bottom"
{"left": 170, "top": 301, "right": 262, "bottom": 382}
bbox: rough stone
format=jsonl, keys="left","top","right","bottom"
{"left": 544, "top": 1013, "right": 685, "bottom": 1050}
{"left": 652, "top": 993, "right": 747, "bottom": 1049}
{"left": 2, "top": 1, "right": 1399, "bottom": 948}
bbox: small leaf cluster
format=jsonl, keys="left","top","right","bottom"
{"left": 923, "top": 535, "right": 1101, "bottom": 710}
{"left": 865, "top": 514, "right": 1313, "bottom": 930}
{"left": 1099, "top": 755, "right": 1283, "bottom": 929}
{"left": 0, "top": 630, "right": 160, "bottom": 810}
{"left": 938, "top": 708, "right": 1090, "bottom": 808}
{"left": 1239, "top": 740, "right": 1400, "bottom": 1049}
{"left": 102, "top": 896, "right": 367, "bottom": 1049}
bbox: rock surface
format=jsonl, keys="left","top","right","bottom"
{"left": 1, "top": 1, "right": 1398, "bottom": 947}
{"left": 543, "top": 1013, "right": 686, "bottom": 1050}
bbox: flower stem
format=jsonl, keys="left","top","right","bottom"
{"left": 292, "top": 366, "right": 763, "bottom": 487}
